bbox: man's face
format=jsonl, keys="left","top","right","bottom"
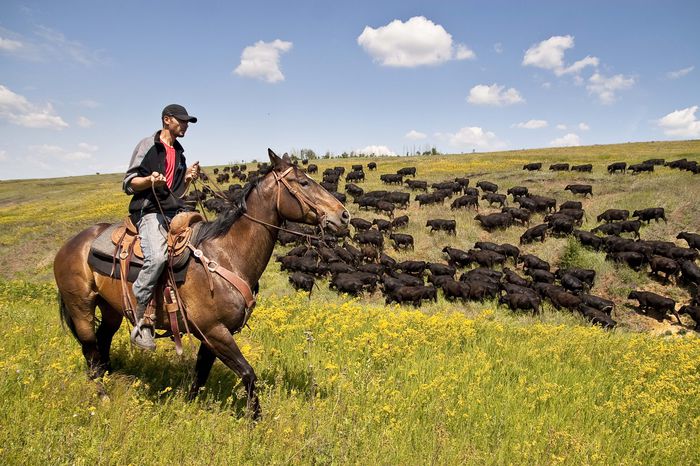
{"left": 164, "top": 115, "right": 189, "bottom": 138}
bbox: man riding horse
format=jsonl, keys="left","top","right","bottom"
{"left": 123, "top": 104, "right": 200, "bottom": 350}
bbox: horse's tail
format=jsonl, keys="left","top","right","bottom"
{"left": 58, "top": 293, "right": 79, "bottom": 340}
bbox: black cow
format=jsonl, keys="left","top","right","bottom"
{"left": 580, "top": 294, "right": 614, "bottom": 315}
{"left": 289, "top": 272, "right": 315, "bottom": 294}
{"left": 476, "top": 180, "right": 498, "bottom": 193}
{"left": 649, "top": 256, "right": 680, "bottom": 281}
{"left": 354, "top": 230, "right": 384, "bottom": 248}
{"left": 405, "top": 179, "right": 428, "bottom": 191}
{"left": 390, "top": 233, "right": 414, "bottom": 250}
{"left": 502, "top": 207, "right": 531, "bottom": 226}
{"left": 350, "top": 218, "right": 372, "bottom": 232}
{"left": 628, "top": 291, "right": 680, "bottom": 323}
{"left": 571, "top": 164, "right": 593, "bottom": 172}
{"left": 597, "top": 209, "right": 629, "bottom": 223}
{"left": 565, "top": 184, "right": 592, "bottom": 197}
{"left": 380, "top": 174, "right": 403, "bottom": 185}
{"left": 346, "top": 170, "right": 365, "bottom": 182}
{"left": 482, "top": 193, "right": 507, "bottom": 207}
{"left": 550, "top": 163, "right": 570, "bottom": 171}
{"left": 391, "top": 215, "right": 409, "bottom": 229}
{"left": 499, "top": 293, "right": 541, "bottom": 313}
{"left": 426, "top": 219, "right": 457, "bottom": 234}
{"left": 451, "top": 195, "right": 479, "bottom": 210}
{"left": 507, "top": 186, "right": 528, "bottom": 197}
{"left": 677, "top": 232, "right": 700, "bottom": 250}
{"left": 520, "top": 224, "right": 548, "bottom": 244}
{"left": 560, "top": 201, "right": 582, "bottom": 211}
{"left": 474, "top": 213, "right": 513, "bottom": 231}
{"left": 632, "top": 208, "right": 666, "bottom": 223}
{"left": 606, "top": 251, "right": 646, "bottom": 270}
{"left": 519, "top": 254, "right": 550, "bottom": 271}
{"left": 607, "top": 162, "right": 627, "bottom": 174}
{"left": 397, "top": 167, "right": 417, "bottom": 177}
{"left": 574, "top": 230, "right": 603, "bottom": 250}
{"left": 523, "top": 162, "right": 542, "bottom": 171}
{"left": 442, "top": 247, "right": 471, "bottom": 268}
{"left": 679, "top": 305, "right": 700, "bottom": 330}
{"left": 373, "top": 218, "right": 392, "bottom": 232}
{"left": 629, "top": 163, "right": 654, "bottom": 174}
{"left": 397, "top": 260, "right": 427, "bottom": 275}
{"left": 367, "top": 162, "right": 377, "bottom": 170}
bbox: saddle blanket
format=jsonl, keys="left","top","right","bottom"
{"left": 88, "top": 222, "right": 196, "bottom": 283}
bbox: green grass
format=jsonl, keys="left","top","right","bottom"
{"left": 1, "top": 140, "right": 700, "bottom": 464}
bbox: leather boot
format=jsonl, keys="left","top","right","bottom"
{"left": 130, "top": 302, "right": 156, "bottom": 351}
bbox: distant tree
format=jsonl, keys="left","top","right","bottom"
{"left": 300, "top": 148, "right": 317, "bottom": 160}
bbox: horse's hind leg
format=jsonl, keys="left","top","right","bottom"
{"left": 60, "top": 291, "right": 105, "bottom": 379}
{"left": 187, "top": 342, "right": 216, "bottom": 400}
{"left": 95, "top": 299, "right": 124, "bottom": 373}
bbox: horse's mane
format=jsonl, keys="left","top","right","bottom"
{"left": 195, "top": 166, "right": 273, "bottom": 245}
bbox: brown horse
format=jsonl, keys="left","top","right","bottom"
{"left": 54, "top": 150, "right": 349, "bottom": 418}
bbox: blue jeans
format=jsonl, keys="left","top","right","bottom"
{"left": 132, "top": 213, "right": 169, "bottom": 306}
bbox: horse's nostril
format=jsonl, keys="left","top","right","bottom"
{"left": 341, "top": 210, "right": 350, "bottom": 222}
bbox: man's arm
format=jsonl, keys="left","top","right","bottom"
{"left": 129, "top": 172, "right": 167, "bottom": 192}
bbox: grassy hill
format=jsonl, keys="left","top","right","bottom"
{"left": 1, "top": 139, "right": 699, "bottom": 464}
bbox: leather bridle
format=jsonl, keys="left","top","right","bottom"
{"left": 270, "top": 166, "right": 328, "bottom": 229}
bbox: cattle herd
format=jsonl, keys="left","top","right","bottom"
{"left": 190, "top": 156, "right": 700, "bottom": 332}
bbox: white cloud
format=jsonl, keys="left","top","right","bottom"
{"left": 34, "top": 26, "right": 106, "bottom": 66}
{"left": 667, "top": 66, "right": 694, "bottom": 80}
{"left": 405, "top": 130, "right": 427, "bottom": 140}
{"left": 77, "top": 116, "right": 93, "bottom": 128}
{"left": 467, "top": 83, "right": 523, "bottom": 106}
{"left": 523, "top": 35, "right": 598, "bottom": 76}
{"left": 556, "top": 124, "right": 567, "bottom": 130}
{"left": 578, "top": 122, "right": 590, "bottom": 131}
{"left": 356, "top": 145, "right": 396, "bottom": 156}
{"left": 0, "top": 84, "right": 68, "bottom": 129}
{"left": 0, "top": 36, "right": 23, "bottom": 51}
{"left": 357, "top": 16, "right": 474, "bottom": 67}
{"left": 28, "top": 142, "right": 95, "bottom": 162}
{"left": 233, "top": 39, "right": 293, "bottom": 83}
{"left": 587, "top": 72, "right": 635, "bottom": 104}
{"left": 440, "top": 126, "right": 505, "bottom": 149}
{"left": 514, "top": 119, "right": 548, "bottom": 129}
{"left": 550, "top": 133, "right": 581, "bottom": 147}
{"left": 493, "top": 42, "right": 503, "bottom": 54}
{"left": 657, "top": 106, "right": 700, "bottom": 138}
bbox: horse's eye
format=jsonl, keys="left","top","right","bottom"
{"left": 299, "top": 179, "right": 309, "bottom": 187}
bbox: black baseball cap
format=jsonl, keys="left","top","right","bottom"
{"left": 162, "top": 104, "right": 197, "bottom": 123}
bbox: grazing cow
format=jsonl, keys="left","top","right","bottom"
{"left": 375, "top": 200, "right": 395, "bottom": 218}
{"left": 549, "top": 163, "right": 570, "bottom": 171}
{"left": 466, "top": 249, "right": 506, "bottom": 268}
{"left": 547, "top": 289, "right": 582, "bottom": 311}
{"left": 391, "top": 215, "right": 409, "bottom": 229}
{"left": 392, "top": 272, "right": 424, "bottom": 287}
{"left": 427, "top": 263, "right": 456, "bottom": 277}
{"left": 405, "top": 179, "right": 428, "bottom": 191}
{"left": 415, "top": 193, "right": 440, "bottom": 207}
{"left": 386, "top": 285, "right": 437, "bottom": 307}
{"left": 507, "top": 186, "right": 529, "bottom": 197}
{"left": 354, "top": 230, "right": 384, "bottom": 248}
{"left": 454, "top": 177, "right": 470, "bottom": 189}
{"left": 386, "top": 192, "right": 410, "bottom": 208}
{"left": 677, "top": 232, "right": 700, "bottom": 250}
{"left": 289, "top": 272, "right": 315, "bottom": 294}
{"left": 390, "top": 233, "right": 414, "bottom": 250}
{"left": 451, "top": 195, "right": 479, "bottom": 210}
{"left": 597, "top": 209, "right": 629, "bottom": 223}
{"left": 606, "top": 251, "right": 646, "bottom": 270}
{"left": 571, "top": 164, "right": 593, "bottom": 172}
{"left": 499, "top": 293, "right": 541, "bottom": 313}
{"left": 519, "top": 254, "right": 550, "bottom": 271}
{"left": 579, "top": 305, "right": 617, "bottom": 329}
{"left": 345, "top": 183, "right": 364, "bottom": 197}
{"left": 482, "top": 193, "right": 507, "bottom": 207}
{"left": 565, "top": 184, "right": 593, "bottom": 197}
{"left": 474, "top": 213, "right": 513, "bottom": 231}
{"left": 607, "top": 162, "right": 627, "bottom": 174}
{"left": 329, "top": 262, "right": 356, "bottom": 275}
{"left": 380, "top": 253, "right": 397, "bottom": 268}
{"left": 643, "top": 158, "right": 665, "bottom": 166}
{"left": 330, "top": 274, "right": 365, "bottom": 296}
{"left": 548, "top": 217, "right": 575, "bottom": 236}
{"left": 680, "top": 260, "right": 700, "bottom": 285}
{"left": 503, "top": 268, "right": 530, "bottom": 287}
{"left": 346, "top": 170, "right": 365, "bottom": 182}
{"left": 320, "top": 181, "right": 338, "bottom": 192}
{"left": 502, "top": 207, "right": 531, "bottom": 226}
{"left": 464, "top": 187, "right": 479, "bottom": 197}
{"left": 524, "top": 194, "right": 557, "bottom": 213}
{"left": 351, "top": 164, "right": 363, "bottom": 171}
{"left": 523, "top": 162, "right": 542, "bottom": 171}
{"left": 397, "top": 260, "right": 427, "bottom": 275}
{"left": 442, "top": 247, "right": 471, "bottom": 268}
{"left": 476, "top": 181, "right": 498, "bottom": 193}
{"left": 397, "top": 167, "right": 417, "bottom": 177}
{"left": 556, "top": 209, "right": 585, "bottom": 226}
{"left": 350, "top": 218, "right": 372, "bottom": 232}
{"left": 592, "top": 222, "right": 623, "bottom": 236}
{"left": 373, "top": 218, "right": 392, "bottom": 232}
{"left": 499, "top": 244, "right": 521, "bottom": 262}
{"left": 380, "top": 174, "right": 403, "bottom": 185}
{"left": 367, "top": 162, "right": 377, "bottom": 170}
{"left": 617, "top": 220, "right": 642, "bottom": 239}
{"left": 332, "top": 191, "right": 347, "bottom": 203}
{"left": 580, "top": 294, "right": 614, "bottom": 315}
{"left": 526, "top": 268, "right": 555, "bottom": 284}
{"left": 649, "top": 255, "right": 680, "bottom": 281}
{"left": 678, "top": 305, "right": 700, "bottom": 330}
{"left": 628, "top": 291, "right": 680, "bottom": 323}
{"left": 520, "top": 224, "right": 548, "bottom": 244}
{"left": 556, "top": 268, "right": 596, "bottom": 287}
{"left": 632, "top": 208, "right": 666, "bottom": 223}
{"left": 560, "top": 201, "right": 582, "bottom": 211}
{"left": 559, "top": 273, "right": 588, "bottom": 294}
{"left": 306, "top": 164, "right": 318, "bottom": 174}
{"left": 629, "top": 163, "right": 654, "bottom": 174}
{"left": 426, "top": 219, "right": 457, "bottom": 234}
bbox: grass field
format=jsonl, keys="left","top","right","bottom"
{"left": 1, "top": 140, "right": 700, "bottom": 464}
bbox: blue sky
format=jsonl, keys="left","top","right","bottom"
{"left": 1, "top": 1, "right": 699, "bottom": 179}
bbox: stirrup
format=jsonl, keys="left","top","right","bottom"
{"left": 130, "top": 319, "right": 156, "bottom": 351}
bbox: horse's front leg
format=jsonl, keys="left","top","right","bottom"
{"left": 188, "top": 342, "right": 216, "bottom": 400}
{"left": 201, "top": 324, "right": 260, "bottom": 420}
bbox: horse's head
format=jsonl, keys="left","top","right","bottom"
{"left": 267, "top": 149, "right": 350, "bottom": 231}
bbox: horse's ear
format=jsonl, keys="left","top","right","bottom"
{"left": 268, "top": 148, "right": 284, "bottom": 168}
{"left": 282, "top": 153, "right": 292, "bottom": 164}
